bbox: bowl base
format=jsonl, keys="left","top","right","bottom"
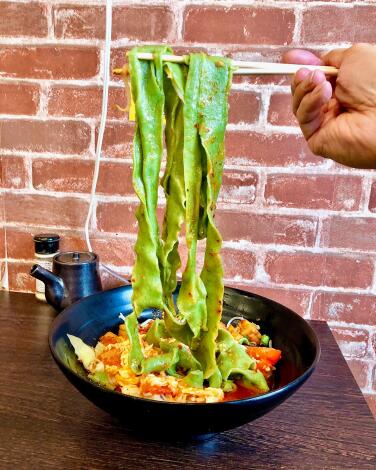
{"left": 122, "top": 426, "right": 217, "bottom": 442}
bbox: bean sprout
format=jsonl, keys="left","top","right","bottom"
{"left": 226, "top": 316, "right": 245, "bottom": 328}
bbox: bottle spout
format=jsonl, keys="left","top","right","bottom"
{"left": 30, "top": 264, "right": 65, "bottom": 311}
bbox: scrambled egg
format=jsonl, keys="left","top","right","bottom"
{"left": 83, "top": 329, "right": 224, "bottom": 404}
{"left": 69, "top": 318, "right": 280, "bottom": 403}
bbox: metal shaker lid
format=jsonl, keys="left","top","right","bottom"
{"left": 54, "top": 251, "right": 98, "bottom": 265}
{"left": 33, "top": 233, "right": 60, "bottom": 255}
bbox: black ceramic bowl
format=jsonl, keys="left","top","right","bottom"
{"left": 49, "top": 285, "right": 320, "bottom": 438}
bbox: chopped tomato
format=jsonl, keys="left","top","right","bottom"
{"left": 138, "top": 321, "right": 153, "bottom": 334}
{"left": 238, "top": 320, "right": 261, "bottom": 344}
{"left": 98, "top": 348, "right": 122, "bottom": 367}
{"left": 246, "top": 346, "right": 282, "bottom": 376}
{"left": 228, "top": 320, "right": 261, "bottom": 344}
{"left": 140, "top": 383, "right": 174, "bottom": 396}
{"left": 118, "top": 324, "right": 127, "bottom": 338}
{"left": 247, "top": 346, "right": 281, "bottom": 365}
{"left": 100, "top": 331, "right": 121, "bottom": 346}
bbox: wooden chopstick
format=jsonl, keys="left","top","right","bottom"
{"left": 131, "top": 52, "right": 338, "bottom": 76}
{"left": 234, "top": 65, "right": 338, "bottom": 76}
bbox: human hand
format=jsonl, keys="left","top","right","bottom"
{"left": 283, "top": 44, "right": 376, "bottom": 168}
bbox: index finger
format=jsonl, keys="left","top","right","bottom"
{"left": 321, "top": 48, "right": 347, "bottom": 68}
{"left": 291, "top": 67, "right": 311, "bottom": 94}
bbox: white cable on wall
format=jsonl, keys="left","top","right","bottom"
{"left": 84, "top": 0, "right": 128, "bottom": 284}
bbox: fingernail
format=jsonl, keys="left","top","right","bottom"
{"left": 296, "top": 68, "right": 310, "bottom": 81}
{"left": 310, "top": 70, "right": 325, "bottom": 86}
{"left": 322, "top": 81, "right": 332, "bottom": 101}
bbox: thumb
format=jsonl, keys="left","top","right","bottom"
{"left": 321, "top": 48, "right": 347, "bottom": 67}
{"left": 282, "top": 49, "right": 323, "bottom": 65}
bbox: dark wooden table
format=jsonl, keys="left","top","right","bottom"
{"left": 1, "top": 291, "right": 375, "bottom": 469}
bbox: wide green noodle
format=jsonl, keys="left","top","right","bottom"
{"left": 126, "top": 46, "right": 268, "bottom": 393}
{"left": 129, "top": 46, "right": 167, "bottom": 316}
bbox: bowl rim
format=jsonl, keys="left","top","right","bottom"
{"left": 48, "top": 285, "right": 321, "bottom": 407}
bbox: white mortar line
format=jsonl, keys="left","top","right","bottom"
{"left": 0, "top": 151, "right": 133, "bottom": 164}
{"left": 5, "top": 181, "right": 376, "bottom": 218}
{"left": 253, "top": 169, "right": 266, "bottom": 209}
{"left": 360, "top": 175, "right": 374, "bottom": 212}
{"left": 0, "top": 113, "right": 97, "bottom": 125}
{"left": 172, "top": 0, "right": 184, "bottom": 42}
{"left": 46, "top": 1, "right": 54, "bottom": 40}
{"left": 363, "top": 361, "right": 375, "bottom": 392}
{"left": 304, "top": 290, "right": 314, "bottom": 320}
{"left": 0, "top": 77, "right": 105, "bottom": 87}
{"left": 25, "top": 156, "right": 33, "bottom": 191}
{"left": 312, "top": 216, "right": 322, "bottom": 248}
{"left": 4, "top": 0, "right": 375, "bottom": 5}
{"left": 324, "top": 320, "right": 375, "bottom": 339}
{"left": 37, "top": 82, "right": 50, "bottom": 117}
{"left": 291, "top": 4, "right": 303, "bottom": 46}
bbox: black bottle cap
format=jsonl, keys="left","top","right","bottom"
{"left": 33, "top": 234, "right": 60, "bottom": 255}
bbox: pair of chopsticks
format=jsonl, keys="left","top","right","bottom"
{"left": 133, "top": 52, "right": 338, "bottom": 76}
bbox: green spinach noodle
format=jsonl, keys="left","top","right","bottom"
{"left": 124, "top": 45, "right": 268, "bottom": 392}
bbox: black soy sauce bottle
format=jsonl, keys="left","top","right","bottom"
{"left": 33, "top": 234, "right": 60, "bottom": 302}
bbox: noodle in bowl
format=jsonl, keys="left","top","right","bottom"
{"left": 49, "top": 284, "right": 320, "bottom": 438}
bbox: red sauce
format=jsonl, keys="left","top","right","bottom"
{"left": 138, "top": 322, "right": 153, "bottom": 334}
{"left": 223, "top": 377, "right": 275, "bottom": 402}
{"left": 224, "top": 383, "right": 260, "bottom": 401}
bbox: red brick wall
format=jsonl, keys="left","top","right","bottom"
{"left": 0, "top": 1, "right": 375, "bottom": 415}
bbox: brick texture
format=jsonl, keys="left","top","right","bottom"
{"left": 53, "top": 5, "right": 106, "bottom": 39}
{"left": 6, "top": 228, "right": 37, "bottom": 260}
{"left": 264, "top": 252, "right": 374, "bottom": 289}
{"left": 365, "top": 395, "right": 376, "bottom": 420}
{"left": 233, "top": 285, "right": 311, "bottom": 318}
{"left": 97, "top": 122, "right": 135, "bottom": 159}
{"left": 0, "top": 120, "right": 91, "bottom": 155}
{"left": 4, "top": 193, "right": 88, "bottom": 228}
{"left": 0, "top": 83, "right": 40, "bottom": 115}
{"left": 1, "top": 0, "right": 375, "bottom": 414}
{"left": 47, "top": 86, "right": 127, "bottom": 120}
{"left": 264, "top": 175, "right": 363, "bottom": 211}
{"left": 97, "top": 202, "right": 138, "bottom": 234}
{"left": 0, "top": 46, "right": 99, "bottom": 79}
{"left": 1, "top": 156, "right": 28, "bottom": 189}
{"left": 368, "top": 181, "right": 376, "bottom": 212}
{"left": 302, "top": 6, "right": 376, "bottom": 44}
{"left": 0, "top": 229, "right": 5, "bottom": 259}
{"left": 220, "top": 171, "right": 258, "bottom": 204}
{"left": 347, "top": 360, "right": 370, "bottom": 389}
{"left": 0, "top": 2, "right": 47, "bottom": 38}
{"left": 331, "top": 328, "right": 369, "bottom": 359}
{"left": 321, "top": 217, "right": 376, "bottom": 251}
{"left": 113, "top": 6, "right": 175, "bottom": 42}
{"left": 8, "top": 262, "right": 35, "bottom": 292}
{"left": 222, "top": 249, "right": 256, "bottom": 281}
{"left": 225, "top": 132, "right": 323, "bottom": 167}
{"left": 228, "top": 91, "right": 260, "bottom": 125}
{"left": 54, "top": 5, "right": 175, "bottom": 42}
{"left": 32, "top": 159, "right": 134, "bottom": 196}
{"left": 216, "top": 213, "right": 317, "bottom": 246}
{"left": 268, "top": 93, "right": 296, "bottom": 126}
{"left": 312, "top": 292, "right": 376, "bottom": 326}
{"left": 184, "top": 7, "right": 295, "bottom": 45}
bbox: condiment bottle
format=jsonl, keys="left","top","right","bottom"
{"left": 33, "top": 234, "right": 60, "bottom": 301}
